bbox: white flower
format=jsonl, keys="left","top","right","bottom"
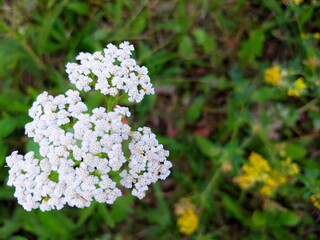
{"left": 6, "top": 42, "right": 171, "bottom": 212}
{"left": 66, "top": 42, "right": 154, "bottom": 103}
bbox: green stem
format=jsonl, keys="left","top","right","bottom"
{"left": 240, "top": 135, "right": 254, "bottom": 148}
{"left": 200, "top": 165, "right": 222, "bottom": 209}
{"left": 106, "top": 94, "right": 126, "bottom": 112}
{"left": 298, "top": 96, "right": 320, "bottom": 113}
{"left": 107, "top": 96, "right": 115, "bottom": 112}
{"left": 258, "top": 132, "right": 276, "bottom": 162}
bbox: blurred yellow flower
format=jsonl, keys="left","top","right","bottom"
{"left": 282, "top": 158, "right": 300, "bottom": 176}
{"left": 236, "top": 152, "right": 300, "bottom": 197}
{"left": 293, "top": 0, "right": 303, "bottom": 4}
{"left": 248, "top": 152, "right": 271, "bottom": 173}
{"left": 260, "top": 170, "right": 287, "bottom": 197}
{"left": 314, "top": 32, "right": 320, "bottom": 40}
{"left": 235, "top": 152, "right": 271, "bottom": 190}
{"left": 237, "top": 174, "right": 256, "bottom": 189}
{"left": 311, "top": 194, "right": 320, "bottom": 209}
{"left": 175, "top": 199, "right": 199, "bottom": 235}
{"left": 287, "top": 78, "right": 306, "bottom": 97}
{"left": 264, "top": 66, "right": 281, "bottom": 86}
{"left": 282, "top": 0, "right": 304, "bottom": 5}
{"left": 177, "top": 208, "right": 199, "bottom": 235}
{"left": 260, "top": 185, "right": 273, "bottom": 197}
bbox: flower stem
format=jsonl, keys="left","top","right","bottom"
{"left": 199, "top": 165, "right": 222, "bottom": 209}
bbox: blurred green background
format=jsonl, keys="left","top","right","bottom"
{"left": 1, "top": 0, "right": 320, "bottom": 239}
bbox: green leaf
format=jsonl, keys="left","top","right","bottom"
{"left": 252, "top": 211, "right": 267, "bottom": 228}
{"left": 38, "top": 211, "right": 74, "bottom": 237}
{"left": 284, "top": 143, "right": 306, "bottom": 159}
{"left": 77, "top": 203, "right": 96, "bottom": 227}
{"left": 48, "top": 170, "right": 59, "bottom": 183}
{"left": 8, "top": 236, "right": 29, "bottom": 240}
{"left": 67, "top": 2, "right": 90, "bottom": 15}
{"left": 222, "top": 194, "right": 246, "bottom": 222}
{"left": 0, "top": 186, "right": 15, "bottom": 200}
{"left": 110, "top": 195, "right": 134, "bottom": 224}
{"left": 0, "top": 39, "right": 30, "bottom": 76}
{"left": 262, "top": 0, "right": 284, "bottom": 17}
{"left": 0, "top": 208, "right": 26, "bottom": 238}
{"left": 26, "top": 139, "right": 40, "bottom": 159}
{"left": 309, "top": 111, "right": 320, "bottom": 130}
{"left": 187, "top": 96, "right": 205, "bottom": 124}
{"left": 153, "top": 183, "right": 171, "bottom": 226}
{"left": 0, "top": 91, "right": 29, "bottom": 114}
{"left": 276, "top": 211, "right": 300, "bottom": 227}
{"left": 297, "top": 6, "right": 313, "bottom": 27}
{"left": 92, "top": 28, "right": 110, "bottom": 41}
{"left": 304, "top": 169, "right": 319, "bottom": 179}
{"left": 251, "top": 87, "right": 283, "bottom": 102}
{"left": 96, "top": 204, "right": 115, "bottom": 228}
{"left": 131, "top": 13, "right": 147, "bottom": 35}
{"left": 238, "top": 29, "right": 265, "bottom": 65}
{"left": 37, "top": 0, "right": 69, "bottom": 55}
{"left": 0, "top": 139, "right": 8, "bottom": 167}
{"left": 0, "top": 118, "right": 17, "bottom": 138}
{"left": 178, "top": 36, "right": 194, "bottom": 59}
{"left": 0, "top": 219, "right": 21, "bottom": 238}
{"left": 195, "top": 135, "right": 221, "bottom": 159}
{"left": 84, "top": 91, "right": 104, "bottom": 111}
{"left": 192, "top": 28, "right": 216, "bottom": 54}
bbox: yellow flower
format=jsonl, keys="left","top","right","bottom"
{"left": 236, "top": 152, "right": 299, "bottom": 197}
{"left": 288, "top": 78, "right": 306, "bottom": 97}
{"left": 175, "top": 198, "right": 199, "bottom": 235}
{"left": 264, "top": 66, "right": 281, "bottom": 86}
{"left": 235, "top": 152, "right": 271, "bottom": 190}
{"left": 177, "top": 208, "right": 199, "bottom": 235}
{"left": 249, "top": 152, "right": 271, "bottom": 173}
{"left": 314, "top": 32, "right": 320, "bottom": 40}
{"left": 264, "top": 175, "right": 278, "bottom": 188}
{"left": 260, "top": 170, "right": 287, "bottom": 197}
{"left": 236, "top": 174, "right": 256, "bottom": 189}
{"left": 260, "top": 185, "right": 273, "bottom": 197}
{"left": 281, "top": 158, "right": 300, "bottom": 176}
{"left": 293, "top": 0, "right": 303, "bottom": 4}
{"left": 311, "top": 194, "right": 320, "bottom": 209}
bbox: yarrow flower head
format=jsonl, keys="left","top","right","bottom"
{"left": 66, "top": 41, "right": 154, "bottom": 103}
{"left": 6, "top": 42, "right": 171, "bottom": 211}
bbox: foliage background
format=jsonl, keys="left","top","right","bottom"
{"left": 1, "top": 0, "right": 320, "bottom": 239}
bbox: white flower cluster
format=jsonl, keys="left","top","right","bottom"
{"left": 66, "top": 42, "right": 154, "bottom": 103}
{"left": 6, "top": 42, "right": 171, "bottom": 211}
